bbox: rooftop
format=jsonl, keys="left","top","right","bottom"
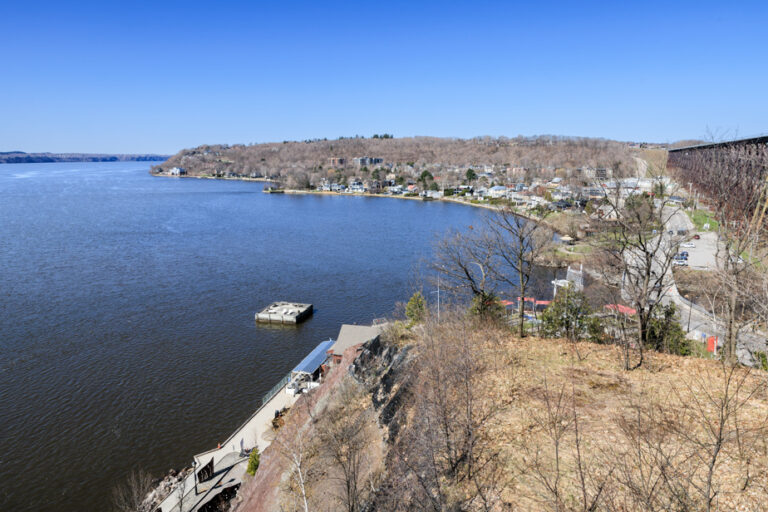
{"left": 293, "top": 340, "right": 334, "bottom": 375}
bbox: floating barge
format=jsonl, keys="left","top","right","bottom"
{"left": 255, "top": 302, "right": 313, "bottom": 324}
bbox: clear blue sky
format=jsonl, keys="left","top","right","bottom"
{"left": 1, "top": 0, "right": 766, "bottom": 154}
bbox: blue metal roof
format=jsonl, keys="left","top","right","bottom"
{"left": 293, "top": 340, "right": 334, "bottom": 374}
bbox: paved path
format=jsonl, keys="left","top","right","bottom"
{"left": 158, "top": 382, "right": 299, "bottom": 512}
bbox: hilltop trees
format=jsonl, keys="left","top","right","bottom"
{"left": 153, "top": 136, "right": 636, "bottom": 188}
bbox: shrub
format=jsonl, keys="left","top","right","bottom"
{"left": 405, "top": 291, "right": 427, "bottom": 326}
{"left": 246, "top": 447, "right": 260, "bottom": 476}
{"left": 540, "top": 285, "right": 603, "bottom": 342}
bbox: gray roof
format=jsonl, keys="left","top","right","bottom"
{"left": 293, "top": 340, "right": 334, "bottom": 375}
{"left": 330, "top": 324, "right": 382, "bottom": 356}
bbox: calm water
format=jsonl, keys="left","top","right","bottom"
{"left": 0, "top": 162, "right": 481, "bottom": 511}
{"left": 0, "top": 162, "right": 558, "bottom": 511}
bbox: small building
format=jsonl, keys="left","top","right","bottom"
{"left": 364, "top": 180, "right": 382, "bottom": 193}
{"left": 353, "top": 156, "right": 383, "bottom": 166}
{"left": 349, "top": 181, "right": 366, "bottom": 193}
{"left": 488, "top": 185, "right": 508, "bottom": 198}
{"left": 168, "top": 167, "right": 186, "bottom": 176}
{"left": 327, "top": 324, "right": 382, "bottom": 364}
{"left": 329, "top": 157, "right": 346, "bottom": 167}
{"left": 287, "top": 339, "right": 334, "bottom": 395}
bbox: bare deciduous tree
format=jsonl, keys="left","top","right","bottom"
{"left": 486, "top": 206, "right": 553, "bottom": 337}
{"left": 592, "top": 173, "right": 683, "bottom": 370}
{"left": 111, "top": 469, "right": 154, "bottom": 512}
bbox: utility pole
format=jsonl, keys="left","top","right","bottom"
{"left": 686, "top": 294, "right": 693, "bottom": 333}
{"left": 430, "top": 275, "right": 441, "bottom": 323}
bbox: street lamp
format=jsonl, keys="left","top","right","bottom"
{"left": 430, "top": 275, "right": 441, "bottom": 323}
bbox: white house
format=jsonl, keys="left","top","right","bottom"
{"left": 489, "top": 185, "right": 508, "bottom": 198}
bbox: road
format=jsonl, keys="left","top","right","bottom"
{"left": 662, "top": 208, "right": 764, "bottom": 365}
{"left": 618, "top": 204, "right": 765, "bottom": 365}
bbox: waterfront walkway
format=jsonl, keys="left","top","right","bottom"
{"left": 157, "top": 381, "right": 299, "bottom": 512}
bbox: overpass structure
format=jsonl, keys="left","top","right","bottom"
{"left": 668, "top": 134, "right": 768, "bottom": 154}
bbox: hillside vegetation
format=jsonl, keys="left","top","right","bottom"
{"left": 234, "top": 316, "right": 768, "bottom": 512}
{"left": 152, "top": 136, "right": 638, "bottom": 186}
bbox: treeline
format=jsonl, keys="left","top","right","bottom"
{"left": 152, "top": 135, "right": 637, "bottom": 186}
{"left": 0, "top": 152, "right": 168, "bottom": 163}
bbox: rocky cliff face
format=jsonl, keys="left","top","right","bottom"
{"left": 350, "top": 336, "right": 415, "bottom": 443}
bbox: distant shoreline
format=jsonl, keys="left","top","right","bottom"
{"left": 0, "top": 153, "right": 168, "bottom": 164}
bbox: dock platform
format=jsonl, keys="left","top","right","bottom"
{"left": 255, "top": 302, "right": 313, "bottom": 324}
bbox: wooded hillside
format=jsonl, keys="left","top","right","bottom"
{"left": 152, "top": 136, "right": 639, "bottom": 186}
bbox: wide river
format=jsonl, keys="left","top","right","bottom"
{"left": 0, "top": 161, "right": 558, "bottom": 511}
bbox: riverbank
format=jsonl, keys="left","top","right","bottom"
{"left": 151, "top": 173, "right": 272, "bottom": 183}
{"left": 277, "top": 187, "right": 573, "bottom": 238}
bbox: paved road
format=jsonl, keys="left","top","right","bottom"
{"left": 663, "top": 208, "right": 765, "bottom": 364}
{"left": 618, "top": 204, "right": 765, "bottom": 365}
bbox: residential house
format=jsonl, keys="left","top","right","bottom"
{"left": 353, "top": 156, "right": 383, "bottom": 166}
{"left": 349, "top": 181, "right": 366, "bottom": 193}
{"left": 488, "top": 185, "right": 508, "bottom": 198}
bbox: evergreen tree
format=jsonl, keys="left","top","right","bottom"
{"left": 541, "top": 285, "right": 603, "bottom": 342}
{"left": 406, "top": 291, "right": 427, "bottom": 326}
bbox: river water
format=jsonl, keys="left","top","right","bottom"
{"left": 0, "top": 161, "right": 557, "bottom": 511}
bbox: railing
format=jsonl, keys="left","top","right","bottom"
{"left": 194, "top": 371, "right": 293, "bottom": 466}
{"left": 262, "top": 372, "right": 291, "bottom": 406}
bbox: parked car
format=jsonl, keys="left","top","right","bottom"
{"left": 673, "top": 260, "right": 689, "bottom": 266}
{"left": 693, "top": 234, "right": 701, "bottom": 240}
{"left": 681, "top": 242, "right": 695, "bottom": 248}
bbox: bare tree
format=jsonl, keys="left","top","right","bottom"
{"left": 316, "top": 379, "right": 378, "bottom": 512}
{"left": 432, "top": 228, "right": 498, "bottom": 317}
{"left": 380, "top": 315, "right": 511, "bottom": 511}
{"left": 111, "top": 469, "right": 154, "bottom": 512}
{"left": 592, "top": 173, "right": 683, "bottom": 370}
{"left": 485, "top": 206, "right": 553, "bottom": 337}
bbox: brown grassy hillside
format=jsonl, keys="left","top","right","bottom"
{"left": 235, "top": 318, "right": 768, "bottom": 511}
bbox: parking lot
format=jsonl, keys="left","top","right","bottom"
{"left": 676, "top": 231, "right": 718, "bottom": 270}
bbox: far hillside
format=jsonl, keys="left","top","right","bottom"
{"left": 152, "top": 135, "right": 641, "bottom": 187}
{"left": 0, "top": 151, "right": 168, "bottom": 163}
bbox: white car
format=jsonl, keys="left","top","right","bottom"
{"left": 673, "top": 260, "right": 688, "bottom": 267}
{"left": 680, "top": 242, "right": 696, "bottom": 248}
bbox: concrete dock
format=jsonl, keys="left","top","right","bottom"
{"left": 255, "top": 302, "right": 313, "bottom": 324}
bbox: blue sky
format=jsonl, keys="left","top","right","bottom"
{"left": 1, "top": 0, "right": 766, "bottom": 154}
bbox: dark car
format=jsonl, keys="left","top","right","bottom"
{"left": 693, "top": 234, "right": 701, "bottom": 240}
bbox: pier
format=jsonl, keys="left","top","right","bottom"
{"left": 255, "top": 302, "right": 313, "bottom": 324}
